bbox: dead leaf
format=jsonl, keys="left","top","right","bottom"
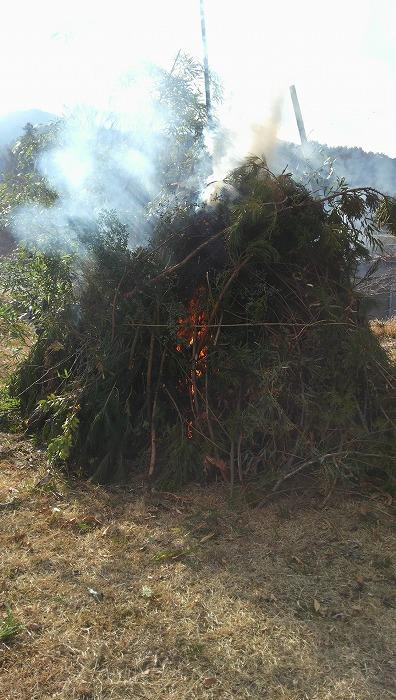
{"left": 87, "top": 587, "right": 104, "bottom": 602}
{"left": 356, "top": 575, "right": 365, "bottom": 589}
{"left": 200, "top": 532, "right": 215, "bottom": 544}
{"left": 292, "top": 555, "right": 303, "bottom": 565}
{"left": 47, "top": 341, "right": 64, "bottom": 353}
{"left": 204, "top": 455, "right": 230, "bottom": 481}
{"left": 35, "top": 471, "right": 53, "bottom": 487}
{"left": 313, "top": 599, "right": 321, "bottom": 613}
{"left": 203, "top": 677, "right": 217, "bottom": 688}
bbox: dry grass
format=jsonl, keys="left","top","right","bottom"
{"left": 370, "top": 317, "right": 396, "bottom": 340}
{"left": 370, "top": 317, "right": 396, "bottom": 363}
{"left": 0, "top": 433, "right": 395, "bottom": 700}
{"left": 0, "top": 322, "right": 33, "bottom": 385}
{"left": 0, "top": 337, "right": 26, "bottom": 385}
{"left": 0, "top": 327, "right": 395, "bottom": 699}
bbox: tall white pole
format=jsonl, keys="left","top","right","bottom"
{"left": 200, "top": 0, "right": 212, "bottom": 123}
{"left": 290, "top": 85, "right": 307, "bottom": 146}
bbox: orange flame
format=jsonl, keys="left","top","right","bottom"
{"left": 176, "top": 296, "right": 208, "bottom": 363}
{"left": 176, "top": 292, "right": 209, "bottom": 438}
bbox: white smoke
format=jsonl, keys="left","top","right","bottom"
{"left": 269, "top": 139, "right": 396, "bottom": 196}
{"left": 203, "top": 97, "right": 283, "bottom": 201}
{"left": 11, "top": 70, "right": 174, "bottom": 253}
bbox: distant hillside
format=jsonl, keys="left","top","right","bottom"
{"left": 0, "top": 109, "right": 395, "bottom": 199}
{"left": 271, "top": 140, "right": 396, "bottom": 196}
{"left": 0, "top": 109, "right": 57, "bottom": 147}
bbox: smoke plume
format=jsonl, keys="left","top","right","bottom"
{"left": 11, "top": 69, "right": 180, "bottom": 253}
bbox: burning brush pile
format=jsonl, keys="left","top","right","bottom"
{"left": 4, "top": 157, "right": 396, "bottom": 488}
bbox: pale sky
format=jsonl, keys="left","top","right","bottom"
{"left": 1, "top": 0, "right": 396, "bottom": 156}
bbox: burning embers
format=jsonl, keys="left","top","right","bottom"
{"left": 176, "top": 291, "right": 209, "bottom": 438}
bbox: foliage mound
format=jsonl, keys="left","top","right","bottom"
{"left": 2, "top": 157, "right": 396, "bottom": 488}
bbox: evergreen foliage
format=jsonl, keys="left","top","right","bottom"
{"left": 0, "top": 58, "right": 395, "bottom": 490}
{"left": 2, "top": 159, "right": 395, "bottom": 488}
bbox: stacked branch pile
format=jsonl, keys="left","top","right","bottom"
{"left": 2, "top": 158, "right": 396, "bottom": 488}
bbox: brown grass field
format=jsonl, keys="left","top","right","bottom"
{"left": 371, "top": 317, "right": 396, "bottom": 363}
{"left": 0, "top": 325, "right": 395, "bottom": 699}
{"left": 370, "top": 317, "right": 396, "bottom": 340}
{"left": 1, "top": 435, "right": 395, "bottom": 700}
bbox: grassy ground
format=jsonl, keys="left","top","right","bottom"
{"left": 0, "top": 433, "right": 395, "bottom": 700}
{"left": 0, "top": 321, "right": 395, "bottom": 699}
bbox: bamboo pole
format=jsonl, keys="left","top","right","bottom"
{"left": 289, "top": 85, "right": 307, "bottom": 146}
{"left": 200, "top": 0, "right": 212, "bottom": 122}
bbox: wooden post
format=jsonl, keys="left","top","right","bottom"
{"left": 200, "top": 0, "right": 212, "bottom": 123}
{"left": 289, "top": 85, "right": 307, "bottom": 146}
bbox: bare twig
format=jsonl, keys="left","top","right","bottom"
{"left": 197, "top": 256, "right": 251, "bottom": 355}
{"left": 213, "top": 312, "right": 223, "bottom": 346}
{"left": 258, "top": 451, "right": 350, "bottom": 505}
{"left": 124, "top": 230, "right": 225, "bottom": 299}
{"left": 123, "top": 183, "right": 387, "bottom": 300}
{"left": 205, "top": 370, "right": 218, "bottom": 459}
{"left": 128, "top": 319, "right": 353, "bottom": 330}
{"left": 237, "top": 434, "right": 243, "bottom": 483}
{"left": 229, "top": 439, "right": 235, "bottom": 495}
{"left": 127, "top": 327, "right": 140, "bottom": 370}
{"left": 146, "top": 331, "right": 155, "bottom": 422}
{"left": 191, "top": 327, "right": 199, "bottom": 419}
{"left": 163, "top": 385, "right": 184, "bottom": 440}
{"left": 148, "top": 348, "right": 166, "bottom": 478}
{"left": 111, "top": 266, "right": 126, "bottom": 342}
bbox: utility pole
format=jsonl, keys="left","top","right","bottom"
{"left": 289, "top": 85, "right": 307, "bottom": 147}
{"left": 200, "top": 0, "right": 212, "bottom": 123}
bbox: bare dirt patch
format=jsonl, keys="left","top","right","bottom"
{"left": 0, "top": 433, "right": 395, "bottom": 699}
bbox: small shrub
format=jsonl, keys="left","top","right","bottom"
{"left": 0, "top": 607, "right": 23, "bottom": 643}
{"left": 0, "top": 386, "right": 21, "bottom": 432}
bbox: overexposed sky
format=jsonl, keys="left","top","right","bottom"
{"left": 1, "top": 0, "right": 395, "bottom": 156}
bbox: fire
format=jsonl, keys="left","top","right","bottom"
{"left": 176, "top": 292, "right": 209, "bottom": 438}
{"left": 176, "top": 297, "right": 207, "bottom": 347}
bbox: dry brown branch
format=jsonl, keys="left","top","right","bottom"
{"left": 128, "top": 319, "right": 354, "bottom": 330}
{"left": 190, "top": 329, "right": 199, "bottom": 420}
{"left": 229, "top": 439, "right": 235, "bottom": 494}
{"left": 237, "top": 434, "right": 243, "bottom": 483}
{"left": 213, "top": 311, "right": 223, "bottom": 345}
{"left": 148, "top": 347, "right": 167, "bottom": 478}
{"left": 124, "top": 229, "right": 225, "bottom": 299}
{"left": 127, "top": 327, "right": 140, "bottom": 370}
{"left": 197, "top": 256, "right": 251, "bottom": 355}
{"left": 205, "top": 370, "right": 218, "bottom": 460}
{"left": 163, "top": 385, "right": 184, "bottom": 439}
{"left": 111, "top": 266, "right": 127, "bottom": 342}
{"left": 258, "top": 451, "right": 350, "bottom": 504}
{"left": 123, "top": 184, "right": 387, "bottom": 301}
{"left": 146, "top": 331, "right": 155, "bottom": 422}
